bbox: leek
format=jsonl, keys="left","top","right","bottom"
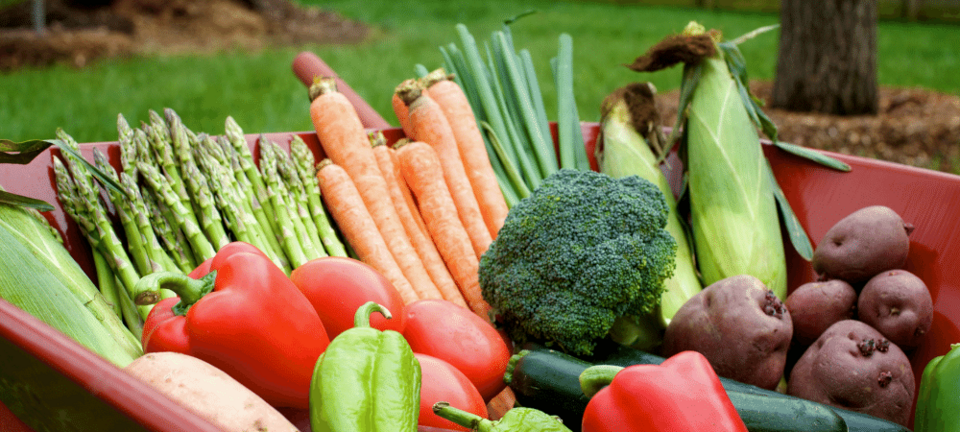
{"left": 597, "top": 82, "right": 703, "bottom": 322}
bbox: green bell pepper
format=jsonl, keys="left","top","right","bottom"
{"left": 433, "top": 402, "right": 573, "bottom": 432}
{"left": 915, "top": 343, "right": 960, "bottom": 432}
{"left": 309, "top": 301, "right": 421, "bottom": 432}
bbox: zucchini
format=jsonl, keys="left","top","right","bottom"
{"left": 508, "top": 344, "right": 908, "bottom": 432}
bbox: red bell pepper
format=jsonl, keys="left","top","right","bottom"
{"left": 579, "top": 350, "right": 747, "bottom": 432}
{"left": 134, "top": 241, "right": 330, "bottom": 409}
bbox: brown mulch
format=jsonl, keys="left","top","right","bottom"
{"left": 0, "top": 0, "right": 369, "bottom": 70}
{"left": 657, "top": 81, "right": 960, "bottom": 172}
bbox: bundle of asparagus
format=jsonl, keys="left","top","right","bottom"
{"left": 51, "top": 109, "right": 347, "bottom": 340}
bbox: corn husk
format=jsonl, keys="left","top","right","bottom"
{"left": 0, "top": 203, "right": 141, "bottom": 367}
{"left": 597, "top": 82, "right": 703, "bottom": 322}
{"left": 683, "top": 52, "right": 787, "bottom": 298}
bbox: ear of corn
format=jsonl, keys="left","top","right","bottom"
{"left": 0, "top": 203, "right": 141, "bottom": 367}
{"left": 682, "top": 35, "right": 787, "bottom": 299}
{"left": 597, "top": 83, "right": 703, "bottom": 323}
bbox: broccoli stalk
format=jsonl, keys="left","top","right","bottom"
{"left": 478, "top": 168, "right": 677, "bottom": 357}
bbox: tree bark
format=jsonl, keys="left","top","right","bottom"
{"left": 771, "top": 0, "right": 879, "bottom": 115}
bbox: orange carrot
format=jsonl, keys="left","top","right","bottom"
{"left": 309, "top": 77, "right": 439, "bottom": 303}
{"left": 315, "top": 159, "right": 419, "bottom": 303}
{"left": 370, "top": 133, "right": 464, "bottom": 306}
{"left": 395, "top": 140, "right": 492, "bottom": 319}
{"left": 396, "top": 82, "right": 493, "bottom": 259}
{"left": 391, "top": 80, "right": 413, "bottom": 132}
{"left": 422, "top": 68, "right": 509, "bottom": 239}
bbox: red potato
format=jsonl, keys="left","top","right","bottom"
{"left": 787, "top": 320, "right": 915, "bottom": 427}
{"left": 124, "top": 352, "right": 300, "bottom": 431}
{"left": 858, "top": 269, "right": 933, "bottom": 350}
{"left": 811, "top": 205, "right": 914, "bottom": 285}
{"left": 403, "top": 299, "right": 511, "bottom": 401}
{"left": 661, "top": 274, "right": 793, "bottom": 390}
{"left": 785, "top": 279, "right": 858, "bottom": 346}
{"left": 415, "top": 353, "right": 488, "bottom": 432}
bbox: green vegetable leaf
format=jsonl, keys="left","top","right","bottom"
{"left": 53, "top": 139, "right": 126, "bottom": 197}
{"left": 0, "top": 190, "right": 55, "bottom": 211}
{"left": 765, "top": 160, "right": 814, "bottom": 260}
{"left": 665, "top": 62, "right": 703, "bottom": 159}
{"left": 773, "top": 141, "right": 852, "bottom": 172}
{"left": 0, "top": 138, "right": 54, "bottom": 165}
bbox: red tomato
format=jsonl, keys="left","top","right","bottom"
{"left": 415, "top": 353, "right": 488, "bottom": 432}
{"left": 289, "top": 257, "right": 405, "bottom": 339}
{"left": 403, "top": 299, "right": 511, "bottom": 401}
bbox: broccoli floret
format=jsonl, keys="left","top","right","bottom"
{"left": 479, "top": 168, "right": 677, "bottom": 356}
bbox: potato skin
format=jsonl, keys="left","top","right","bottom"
{"left": 661, "top": 274, "right": 792, "bottom": 390}
{"left": 785, "top": 279, "right": 858, "bottom": 346}
{"left": 124, "top": 352, "right": 300, "bottom": 432}
{"left": 858, "top": 269, "right": 933, "bottom": 350}
{"left": 787, "top": 320, "right": 914, "bottom": 427}
{"left": 811, "top": 205, "right": 912, "bottom": 285}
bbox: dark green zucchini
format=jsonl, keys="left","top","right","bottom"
{"left": 508, "top": 343, "right": 909, "bottom": 432}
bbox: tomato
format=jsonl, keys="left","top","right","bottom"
{"left": 289, "top": 256, "right": 405, "bottom": 339}
{"left": 403, "top": 299, "right": 511, "bottom": 401}
{"left": 415, "top": 353, "right": 488, "bottom": 432}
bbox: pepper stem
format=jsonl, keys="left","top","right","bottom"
{"left": 354, "top": 301, "right": 392, "bottom": 328}
{"left": 132, "top": 270, "right": 216, "bottom": 315}
{"left": 579, "top": 365, "right": 624, "bottom": 398}
{"left": 432, "top": 402, "right": 492, "bottom": 431}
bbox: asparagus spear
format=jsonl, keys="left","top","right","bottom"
{"left": 92, "top": 149, "right": 151, "bottom": 275}
{"left": 181, "top": 134, "right": 231, "bottom": 250}
{"left": 138, "top": 161, "right": 217, "bottom": 263}
{"left": 120, "top": 172, "right": 182, "bottom": 274}
{"left": 257, "top": 136, "right": 311, "bottom": 267}
{"left": 141, "top": 187, "right": 196, "bottom": 273}
{"left": 271, "top": 139, "right": 326, "bottom": 259}
{"left": 52, "top": 157, "right": 150, "bottom": 331}
{"left": 117, "top": 114, "right": 139, "bottom": 179}
{"left": 199, "top": 137, "right": 291, "bottom": 271}
{"left": 224, "top": 117, "right": 283, "bottom": 239}
{"left": 289, "top": 134, "right": 348, "bottom": 257}
{"left": 216, "top": 133, "right": 288, "bottom": 262}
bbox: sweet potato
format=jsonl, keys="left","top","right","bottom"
{"left": 124, "top": 352, "right": 300, "bottom": 432}
{"left": 661, "top": 274, "right": 793, "bottom": 390}
{"left": 785, "top": 279, "right": 858, "bottom": 346}
{"left": 858, "top": 269, "right": 933, "bottom": 350}
{"left": 787, "top": 320, "right": 914, "bottom": 427}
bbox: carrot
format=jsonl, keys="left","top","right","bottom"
{"left": 396, "top": 81, "right": 493, "bottom": 259}
{"left": 392, "top": 79, "right": 413, "bottom": 132}
{"left": 309, "top": 77, "right": 439, "bottom": 303}
{"left": 370, "top": 133, "right": 465, "bottom": 306}
{"left": 315, "top": 159, "right": 419, "bottom": 303}
{"left": 395, "top": 140, "right": 492, "bottom": 319}
{"left": 422, "top": 68, "right": 509, "bottom": 239}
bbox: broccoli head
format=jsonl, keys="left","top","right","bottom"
{"left": 478, "top": 168, "right": 677, "bottom": 356}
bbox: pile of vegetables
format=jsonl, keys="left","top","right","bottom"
{"left": 0, "top": 15, "right": 955, "bottom": 432}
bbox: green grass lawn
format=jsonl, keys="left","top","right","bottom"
{"left": 1, "top": 0, "right": 957, "bottom": 144}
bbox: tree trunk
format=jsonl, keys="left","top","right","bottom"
{"left": 771, "top": 0, "right": 878, "bottom": 115}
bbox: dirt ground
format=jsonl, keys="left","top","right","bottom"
{"left": 2, "top": 0, "right": 958, "bottom": 173}
{"left": 0, "top": 0, "right": 369, "bottom": 69}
